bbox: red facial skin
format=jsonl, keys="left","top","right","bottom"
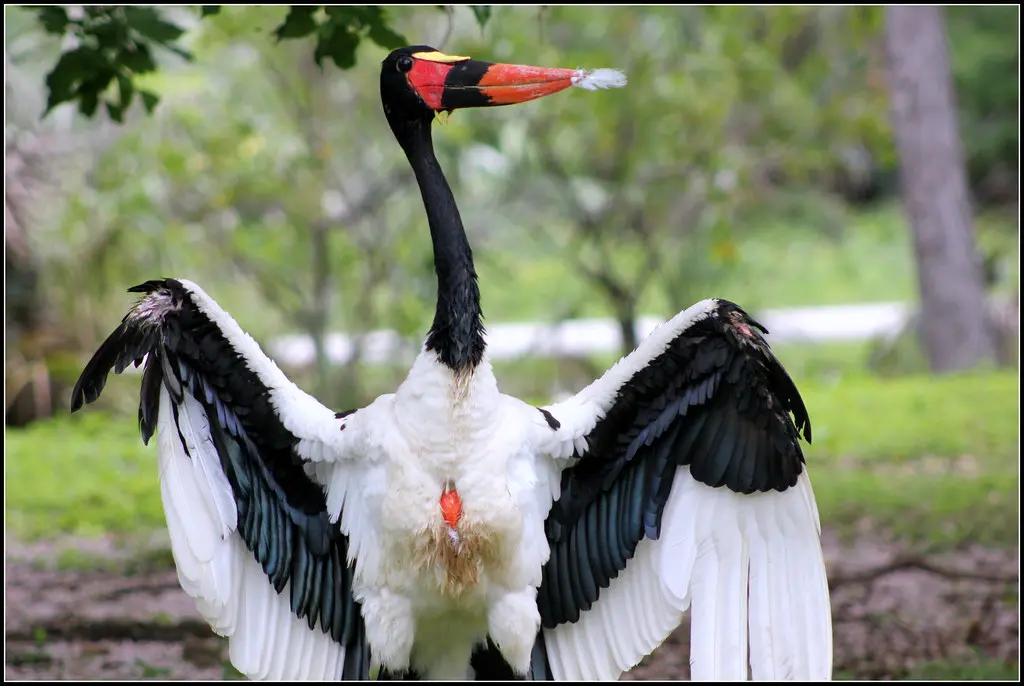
{"left": 406, "top": 59, "right": 453, "bottom": 110}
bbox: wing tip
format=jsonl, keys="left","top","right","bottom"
{"left": 69, "top": 386, "right": 88, "bottom": 413}
{"left": 70, "top": 331, "right": 123, "bottom": 413}
{"left": 69, "top": 372, "right": 94, "bottom": 412}
{"left": 127, "top": 277, "right": 175, "bottom": 294}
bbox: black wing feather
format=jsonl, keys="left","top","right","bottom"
{"left": 70, "top": 278, "right": 368, "bottom": 678}
{"left": 538, "top": 299, "right": 812, "bottom": 630}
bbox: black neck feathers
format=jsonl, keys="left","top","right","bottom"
{"left": 396, "top": 117, "right": 486, "bottom": 373}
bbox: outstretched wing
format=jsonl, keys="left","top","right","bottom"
{"left": 71, "top": 278, "right": 370, "bottom": 681}
{"left": 528, "top": 298, "right": 831, "bottom": 681}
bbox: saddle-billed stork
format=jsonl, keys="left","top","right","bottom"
{"left": 71, "top": 46, "right": 832, "bottom": 681}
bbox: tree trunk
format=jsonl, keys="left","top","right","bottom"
{"left": 615, "top": 302, "right": 639, "bottom": 358}
{"left": 883, "top": 6, "right": 997, "bottom": 372}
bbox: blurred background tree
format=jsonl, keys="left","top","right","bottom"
{"left": 884, "top": 6, "right": 997, "bottom": 373}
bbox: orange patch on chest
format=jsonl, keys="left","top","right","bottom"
{"left": 411, "top": 482, "right": 499, "bottom": 597}
{"left": 439, "top": 485, "right": 463, "bottom": 528}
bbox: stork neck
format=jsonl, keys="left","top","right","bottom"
{"left": 401, "top": 119, "right": 485, "bottom": 373}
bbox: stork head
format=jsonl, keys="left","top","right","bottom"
{"left": 380, "top": 45, "right": 626, "bottom": 139}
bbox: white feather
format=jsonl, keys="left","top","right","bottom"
{"left": 544, "top": 537, "right": 682, "bottom": 680}
{"left": 571, "top": 67, "right": 628, "bottom": 91}
{"left": 541, "top": 469, "right": 832, "bottom": 681}
{"left": 154, "top": 379, "right": 353, "bottom": 680}
{"left": 177, "top": 393, "right": 236, "bottom": 539}
{"left": 532, "top": 297, "right": 830, "bottom": 679}
{"left": 174, "top": 279, "right": 353, "bottom": 461}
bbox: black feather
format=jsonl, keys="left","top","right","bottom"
{"left": 585, "top": 501, "right": 608, "bottom": 589}
{"left": 537, "top": 407, "right": 561, "bottom": 430}
{"left": 321, "top": 549, "right": 336, "bottom": 636}
{"left": 538, "top": 299, "right": 813, "bottom": 632}
{"left": 330, "top": 546, "right": 346, "bottom": 643}
{"left": 566, "top": 517, "right": 587, "bottom": 613}
{"left": 70, "top": 279, "right": 368, "bottom": 674}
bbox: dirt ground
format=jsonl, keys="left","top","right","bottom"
{"left": 4, "top": 530, "right": 1018, "bottom": 681}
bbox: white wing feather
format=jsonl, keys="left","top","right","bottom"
{"left": 177, "top": 278, "right": 347, "bottom": 462}
{"left": 530, "top": 299, "right": 831, "bottom": 680}
{"left": 157, "top": 387, "right": 349, "bottom": 680}
{"left": 541, "top": 468, "right": 831, "bottom": 681}
{"left": 150, "top": 283, "right": 361, "bottom": 680}
{"left": 89, "top": 280, "right": 372, "bottom": 681}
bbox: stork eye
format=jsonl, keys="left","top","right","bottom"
{"left": 397, "top": 56, "right": 413, "bottom": 73}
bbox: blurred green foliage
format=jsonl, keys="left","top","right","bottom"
{"left": 447, "top": 7, "right": 894, "bottom": 338}
{"left": 5, "top": 6, "right": 893, "bottom": 401}
{"left": 805, "top": 370, "right": 1017, "bottom": 464}
{"left": 17, "top": 5, "right": 1018, "bottom": 200}
{"left": 6, "top": 5, "right": 1018, "bottom": 412}
{"left": 945, "top": 6, "right": 1019, "bottom": 199}
{"left": 26, "top": 5, "right": 479, "bottom": 120}
{"left": 31, "top": 5, "right": 180, "bottom": 119}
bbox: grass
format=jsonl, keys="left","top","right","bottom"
{"left": 835, "top": 656, "right": 1019, "bottom": 681}
{"left": 905, "top": 655, "right": 1019, "bottom": 681}
{"left": 40, "top": 545, "right": 177, "bottom": 576}
{"left": 5, "top": 364, "right": 1019, "bottom": 550}
{"left": 5, "top": 410, "right": 165, "bottom": 540}
{"left": 802, "top": 371, "right": 1019, "bottom": 547}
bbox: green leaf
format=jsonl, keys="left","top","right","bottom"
{"left": 116, "top": 73, "right": 134, "bottom": 109}
{"left": 274, "top": 6, "right": 320, "bottom": 40}
{"left": 200, "top": 6, "right": 221, "bottom": 17}
{"left": 164, "top": 44, "right": 195, "bottom": 62}
{"left": 470, "top": 5, "right": 492, "bottom": 29}
{"left": 87, "top": 8, "right": 132, "bottom": 50}
{"left": 366, "top": 19, "right": 406, "bottom": 50}
{"left": 848, "top": 5, "right": 883, "bottom": 38}
{"left": 140, "top": 90, "right": 160, "bottom": 113}
{"left": 123, "top": 7, "right": 186, "bottom": 44}
{"left": 44, "top": 64, "right": 79, "bottom": 113}
{"left": 325, "top": 5, "right": 368, "bottom": 21}
{"left": 120, "top": 44, "right": 157, "bottom": 75}
{"left": 81, "top": 69, "right": 117, "bottom": 98}
{"left": 43, "top": 47, "right": 101, "bottom": 114}
{"left": 78, "top": 89, "right": 100, "bottom": 118}
{"left": 105, "top": 100, "right": 126, "bottom": 124}
{"left": 33, "top": 6, "right": 69, "bottom": 35}
{"left": 320, "top": 6, "right": 406, "bottom": 56}
{"left": 315, "top": 24, "right": 360, "bottom": 69}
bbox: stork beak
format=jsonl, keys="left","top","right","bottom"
{"left": 406, "top": 50, "right": 627, "bottom": 112}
